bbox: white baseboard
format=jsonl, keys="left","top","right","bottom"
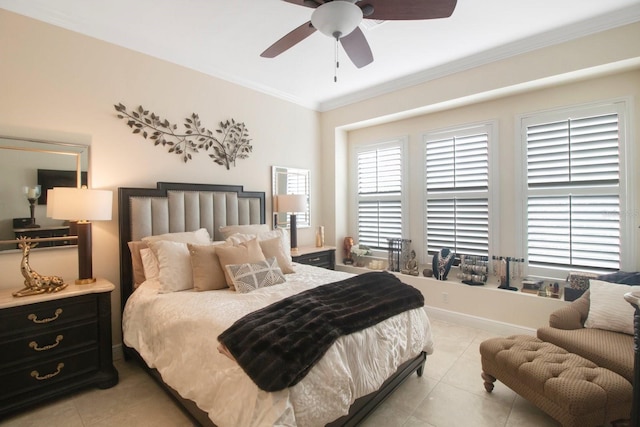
{"left": 425, "top": 304, "right": 536, "bottom": 337}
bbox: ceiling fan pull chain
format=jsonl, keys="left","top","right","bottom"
{"left": 334, "top": 37, "right": 339, "bottom": 83}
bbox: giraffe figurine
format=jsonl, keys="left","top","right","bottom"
{"left": 13, "top": 237, "right": 68, "bottom": 297}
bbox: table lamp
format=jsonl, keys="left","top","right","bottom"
{"left": 276, "top": 194, "right": 306, "bottom": 253}
{"left": 48, "top": 187, "right": 112, "bottom": 284}
{"left": 23, "top": 185, "right": 42, "bottom": 228}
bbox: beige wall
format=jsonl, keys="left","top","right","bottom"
{"left": 0, "top": 10, "right": 321, "bottom": 344}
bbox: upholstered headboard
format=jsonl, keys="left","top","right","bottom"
{"left": 118, "top": 182, "right": 265, "bottom": 312}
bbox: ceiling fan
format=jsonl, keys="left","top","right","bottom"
{"left": 261, "top": 0, "right": 458, "bottom": 69}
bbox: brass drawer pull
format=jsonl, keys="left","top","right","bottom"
{"left": 31, "top": 363, "right": 64, "bottom": 381}
{"left": 308, "top": 257, "right": 321, "bottom": 262}
{"left": 28, "top": 308, "right": 63, "bottom": 324}
{"left": 29, "top": 335, "right": 64, "bottom": 351}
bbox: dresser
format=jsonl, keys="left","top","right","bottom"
{"left": 13, "top": 226, "right": 74, "bottom": 248}
{"left": 292, "top": 246, "right": 336, "bottom": 270}
{"left": 0, "top": 280, "right": 118, "bottom": 417}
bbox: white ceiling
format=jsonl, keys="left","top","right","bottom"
{"left": 2, "top": 0, "right": 640, "bottom": 111}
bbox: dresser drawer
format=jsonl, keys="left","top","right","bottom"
{"left": 0, "top": 347, "right": 99, "bottom": 400}
{"left": 0, "top": 295, "right": 96, "bottom": 339}
{"left": 293, "top": 249, "right": 335, "bottom": 270}
{"left": 0, "top": 320, "right": 97, "bottom": 368}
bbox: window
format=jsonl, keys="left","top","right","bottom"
{"left": 424, "top": 124, "right": 493, "bottom": 257}
{"left": 355, "top": 140, "right": 405, "bottom": 250}
{"left": 521, "top": 101, "right": 629, "bottom": 275}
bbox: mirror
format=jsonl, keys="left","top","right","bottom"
{"left": 0, "top": 136, "right": 89, "bottom": 252}
{"left": 272, "top": 166, "right": 310, "bottom": 229}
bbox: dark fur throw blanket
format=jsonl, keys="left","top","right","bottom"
{"left": 218, "top": 271, "right": 424, "bottom": 392}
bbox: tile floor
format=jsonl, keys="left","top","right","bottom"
{"left": 1, "top": 318, "right": 560, "bottom": 427}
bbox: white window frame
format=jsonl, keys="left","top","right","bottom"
{"left": 422, "top": 121, "right": 499, "bottom": 259}
{"left": 350, "top": 137, "right": 409, "bottom": 254}
{"left": 515, "top": 98, "right": 634, "bottom": 279}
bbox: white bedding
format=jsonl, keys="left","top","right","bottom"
{"left": 123, "top": 264, "right": 434, "bottom": 427}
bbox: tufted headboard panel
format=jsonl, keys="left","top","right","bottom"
{"left": 118, "top": 182, "right": 265, "bottom": 312}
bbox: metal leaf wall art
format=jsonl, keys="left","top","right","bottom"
{"left": 114, "top": 103, "right": 252, "bottom": 169}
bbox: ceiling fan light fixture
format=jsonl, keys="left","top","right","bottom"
{"left": 311, "top": 1, "right": 363, "bottom": 40}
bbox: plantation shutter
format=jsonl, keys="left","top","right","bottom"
{"left": 357, "top": 144, "right": 403, "bottom": 249}
{"left": 525, "top": 111, "right": 621, "bottom": 271}
{"left": 425, "top": 130, "right": 490, "bottom": 256}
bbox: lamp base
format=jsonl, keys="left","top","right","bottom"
{"left": 75, "top": 277, "right": 97, "bottom": 285}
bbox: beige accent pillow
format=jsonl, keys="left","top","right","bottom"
{"left": 227, "top": 228, "right": 292, "bottom": 264}
{"left": 585, "top": 279, "right": 640, "bottom": 335}
{"left": 127, "top": 241, "right": 149, "bottom": 287}
{"left": 219, "top": 224, "right": 269, "bottom": 240}
{"left": 142, "top": 228, "right": 211, "bottom": 245}
{"left": 140, "top": 248, "right": 159, "bottom": 281}
{"left": 216, "top": 238, "right": 266, "bottom": 290}
{"left": 259, "top": 237, "right": 295, "bottom": 274}
{"left": 188, "top": 243, "right": 229, "bottom": 291}
{"left": 148, "top": 240, "right": 193, "bottom": 293}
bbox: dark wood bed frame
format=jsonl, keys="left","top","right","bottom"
{"left": 118, "top": 182, "right": 426, "bottom": 427}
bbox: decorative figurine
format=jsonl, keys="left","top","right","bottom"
{"left": 343, "top": 236, "right": 354, "bottom": 264}
{"left": 401, "top": 250, "right": 419, "bottom": 276}
{"left": 13, "top": 237, "right": 67, "bottom": 297}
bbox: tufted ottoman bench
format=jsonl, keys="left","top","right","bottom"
{"left": 480, "top": 335, "right": 632, "bottom": 427}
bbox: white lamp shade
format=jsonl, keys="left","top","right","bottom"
{"left": 48, "top": 187, "right": 113, "bottom": 221}
{"left": 277, "top": 194, "right": 307, "bottom": 213}
{"left": 311, "top": 1, "right": 363, "bottom": 39}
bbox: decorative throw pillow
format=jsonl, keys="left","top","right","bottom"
{"left": 225, "top": 257, "right": 286, "bottom": 294}
{"left": 584, "top": 279, "right": 640, "bottom": 335}
{"left": 148, "top": 240, "right": 193, "bottom": 293}
{"left": 219, "top": 224, "right": 269, "bottom": 240}
{"left": 227, "top": 228, "right": 292, "bottom": 263}
{"left": 216, "top": 238, "right": 266, "bottom": 290}
{"left": 140, "top": 248, "right": 159, "bottom": 281}
{"left": 259, "top": 236, "right": 295, "bottom": 274}
{"left": 127, "top": 240, "right": 149, "bottom": 287}
{"left": 142, "top": 228, "right": 211, "bottom": 245}
{"left": 188, "top": 242, "right": 229, "bottom": 291}
{"left": 258, "top": 228, "right": 291, "bottom": 262}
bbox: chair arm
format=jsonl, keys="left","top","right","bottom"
{"left": 549, "top": 291, "right": 590, "bottom": 330}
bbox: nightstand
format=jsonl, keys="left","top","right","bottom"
{"left": 292, "top": 246, "right": 336, "bottom": 270}
{"left": 0, "top": 279, "right": 118, "bottom": 418}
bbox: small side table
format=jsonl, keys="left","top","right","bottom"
{"left": 292, "top": 246, "right": 336, "bottom": 270}
{"left": 0, "top": 279, "right": 118, "bottom": 418}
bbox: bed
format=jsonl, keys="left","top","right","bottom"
{"left": 118, "top": 181, "right": 434, "bottom": 426}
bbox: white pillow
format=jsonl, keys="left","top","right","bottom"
{"left": 219, "top": 224, "right": 269, "bottom": 240}
{"left": 142, "top": 228, "right": 211, "bottom": 245}
{"left": 585, "top": 279, "right": 640, "bottom": 335}
{"left": 140, "top": 248, "right": 159, "bottom": 281}
{"left": 148, "top": 240, "right": 193, "bottom": 293}
{"left": 225, "top": 257, "right": 286, "bottom": 294}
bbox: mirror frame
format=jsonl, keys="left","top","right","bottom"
{"left": 0, "top": 135, "right": 89, "bottom": 252}
{"left": 272, "top": 166, "right": 310, "bottom": 229}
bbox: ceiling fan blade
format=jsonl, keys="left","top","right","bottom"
{"left": 365, "top": 0, "right": 457, "bottom": 20}
{"left": 340, "top": 27, "right": 373, "bottom": 69}
{"left": 282, "top": 0, "right": 323, "bottom": 9}
{"left": 261, "top": 21, "right": 317, "bottom": 58}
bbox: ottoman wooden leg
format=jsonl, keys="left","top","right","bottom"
{"left": 481, "top": 372, "right": 496, "bottom": 392}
